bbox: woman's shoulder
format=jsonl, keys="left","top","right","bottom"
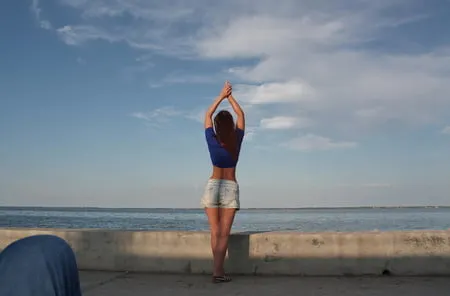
{"left": 205, "top": 127, "right": 215, "bottom": 137}
{"left": 205, "top": 127, "right": 219, "bottom": 146}
{"left": 236, "top": 127, "right": 245, "bottom": 138}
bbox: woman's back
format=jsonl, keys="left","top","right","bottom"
{"left": 205, "top": 126, "right": 245, "bottom": 181}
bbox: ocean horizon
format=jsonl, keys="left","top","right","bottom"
{"left": 1, "top": 206, "right": 450, "bottom": 232}
{"left": 1, "top": 205, "right": 449, "bottom": 211}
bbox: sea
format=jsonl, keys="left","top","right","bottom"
{"left": 1, "top": 207, "right": 450, "bottom": 232}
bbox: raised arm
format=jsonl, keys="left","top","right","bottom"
{"left": 204, "top": 82, "right": 231, "bottom": 128}
{"left": 227, "top": 94, "right": 245, "bottom": 131}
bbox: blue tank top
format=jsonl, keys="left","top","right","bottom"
{"left": 205, "top": 127, "right": 245, "bottom": 168}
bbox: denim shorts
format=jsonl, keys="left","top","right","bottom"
{"left": 200, "top": 179, "right": 240, "bottom": 210}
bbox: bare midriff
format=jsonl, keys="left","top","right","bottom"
{"left": 210, "top": 166, "right": 237, "bottom": 182}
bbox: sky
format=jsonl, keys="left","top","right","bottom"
{"left": 1, "top": 0, "right": 450, "bottom": 208}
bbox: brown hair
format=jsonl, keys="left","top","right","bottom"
{"left": 214, "top": 110, "right": 238, "bottom": 161}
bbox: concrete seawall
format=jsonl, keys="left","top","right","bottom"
{"left": 1, "top": 228, "right": 450, "bottom": 276}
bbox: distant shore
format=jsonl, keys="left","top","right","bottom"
{"left": 1, "top": 205, "right": 449, "bottom": 211}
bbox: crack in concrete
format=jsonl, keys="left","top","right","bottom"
{"left": 82, "top": 271, "right": 129, "bottom": 294}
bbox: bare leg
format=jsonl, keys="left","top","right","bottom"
{"left": 215, "top": 208, "right": 236, "bottom": 276}
{"left": 205, "top": 208, "right": 221, "bottom": 275}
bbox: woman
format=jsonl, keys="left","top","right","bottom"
{"left": 201, "top": 81, "right": 245, "bottom": 283}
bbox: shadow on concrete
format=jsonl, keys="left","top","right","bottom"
{"left": 64, "top": 229, "right": 269, "bottom": 276}
{"left": 227, "top": 231, "right": 266, "bottom": 274}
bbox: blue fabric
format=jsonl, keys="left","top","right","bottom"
{"left": 205, "top": 127, "right": 245, "bottom": 168}
{"left": 0, "top": 234, "right": 82, "bottom": 296}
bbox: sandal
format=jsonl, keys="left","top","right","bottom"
{"left": 212, "top": 275, "right": 232, "bottom": 283}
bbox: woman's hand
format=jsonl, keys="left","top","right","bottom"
{"left": 219, "top": 81, "right": 232, "bottom": 99}
{"left": 205, "top": 81, "right": 232, "bottom": 128}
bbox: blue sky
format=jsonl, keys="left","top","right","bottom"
{"left": 1, "top": 0, "right": 450, "bottom": 208}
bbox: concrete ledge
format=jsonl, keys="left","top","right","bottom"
{"left": 1, "top": 228, "right": 450, "bottom": 276}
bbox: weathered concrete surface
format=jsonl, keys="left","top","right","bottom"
{"left": 1, "top": 228, "right": 450, "bottom": 276}
{"left": 80, "top": 272, "right": 450, "bottom": 296}
{"left": 80, "top": 271, "right": 125, "bottom": 293}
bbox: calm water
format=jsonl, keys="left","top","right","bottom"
{"left": 1, "top": 207, "right": 450, "bottom": 232}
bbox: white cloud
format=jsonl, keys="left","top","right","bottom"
{"left": 131, "top": 106, "right": 183, "bottom": 124}
{"left": 189, "top": 2, "right": 450, "bottom": 129}
{"left": 442, "top": 126, "right": 450, "bottom": 134}
{"left": 362, "top": 183, "right": 392, "bottom": 188}
{"left": 59, "top": 0, "right": 194, "bottom": 21}
{"left": 184, "top": 109, "right": 205, "bottom": 124}
{"left": 244, "top": 127, "right": 257, "bottom": 142}
{"left": 54, "top": 1, "right": 197, "bottom": 57}
{"left": 282, "top": 134, "right": 357, "bottom": 151}
{"left": 196, "top": 16, "right": 346, "bottom": 59}
{"left": 132, "top": 106, "right": 207, "bottom": 128}
{"left": 132, "top": 106, "right": 261, "bottom": 142}
{"left": 36, "top": 0, "right": 450, "bottom": 142}
{"left": 56, "top": 25, "right": 122, "bottom": 46}
{"left": 260, "top": 116, "right": 311, "bottom": 130}
{"left": 30, "top": 0, "right": 52, "bottom": 30}
{"left": 355, "top": 107, "right": 385, "bottom": 119}
{"left": 337, "top": 183, "right": 392, "bottom": 188}
{"left": 161, "top": 73, "right": 221, "bottom": 85}
{"left": 130, "top": 112, "right": 150, "bottom": 121}
{"left": 233, "top": 80, "right": 315, "bottom": 105}
{"left": 40, "top": 20, "right": 52, "bottom": 30}
{"left": 76, "top": 57, "right": 86, "bottom": 64}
